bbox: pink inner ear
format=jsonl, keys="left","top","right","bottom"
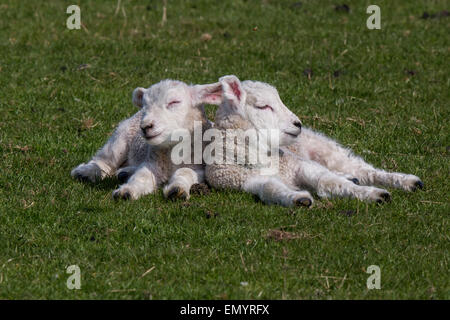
{"left": 207, "top": 94, "right": 219, "bottom": 101}
{"left": 203, "top": 86, "right": 222, "bottom": 102}
{"left": 229, "top": 81, "right": 241, "bottom": 101}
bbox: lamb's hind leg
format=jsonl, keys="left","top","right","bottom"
{"left": 295, "top": 159, "right": 391, "bottom": 203}
{"left": 243, "top": 175, "right": 313, "bottom": 207}
{"left": 299, "top": 130, "right": 423, "bottom": 191}
{"left": 323, "top": 151, "right": 423, "bottom": 192}
{"left": 71, "top": 113, "right": 140, "bottom": 182}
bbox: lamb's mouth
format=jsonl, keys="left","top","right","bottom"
{"left": 144, "top": 132, "right": 162, "bottom": 140}
{"left": 284, "top": 131, "right": 300, "bottom": 138}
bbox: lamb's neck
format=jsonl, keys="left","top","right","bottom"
{"left": 215, "top": 114, "right": 253, "bottom": 131}
{"left": 150, "top": 127, "right": 201, "bottom": 167}
{"left": 149, "top": 144, "right": 173, "bottom": 164}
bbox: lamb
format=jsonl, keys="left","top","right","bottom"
{"left": 71, "top": 79, "right": 222, "bottom": 200}
{"left": 205, "top": 75, "right": 423, "bottom": 207}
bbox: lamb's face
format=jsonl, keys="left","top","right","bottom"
{"left": 133, "top": 80, "right": 222, "bottom": 147}
{"left": 218, "top": 75, "right": 302, "bottom": 146}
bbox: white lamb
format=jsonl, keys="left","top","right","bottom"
{"left": 205, "top": 75, "right": 423, "bottom": 207}
{"left": 71, "top": 79, "right": 222, "bottom": 200}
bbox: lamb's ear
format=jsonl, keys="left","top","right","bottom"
{"left": 192, "top": 82, "right": 223, "bottom": 106}
{"left": 132, "top": 87, "right": 146, "bottom": 108}
{"left": 219, "top": 75, "right": 246, "bottom": 109}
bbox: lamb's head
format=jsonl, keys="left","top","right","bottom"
{"left": 133, "top": 79, "right": 222, "bottom": 147}
{"left": 216, "top": 75, "right": 302, "bottom": 146}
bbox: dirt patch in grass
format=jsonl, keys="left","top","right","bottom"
{"left": 191, "top": 183, "right": 210, "bottom": 196}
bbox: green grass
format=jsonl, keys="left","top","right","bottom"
{"left": 0, "top": 0, "right": 449, "bottom": 299}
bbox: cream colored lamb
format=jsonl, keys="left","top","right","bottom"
{"left": 205, "top": 75, "right": 423, "bottom": 207}
{"left": 71, "top": 79, "right": 222, "bottom": 200}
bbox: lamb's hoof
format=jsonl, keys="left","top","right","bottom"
{"left": 376, "top": 192, "right": 391, "bottom": 204}
{"left": 117, "top": 171, "right": 130, "bottom": 183}
{"left": 294, "top": 197, "right": 312, "bottom": 208}
{"left": 113, "top": 190, "right": 131, "bottom": 201}
{"left": 402, "top": 175, "right": 424, "bottom": 192}
{"left": 74, "top": 173, "right": 91, "bottom": 183}
{"left": 167, "top": 186, "right": 188, "bottom": 201}
{"left": 71, "top": 163, "right": 102, "bottom": 183}
{"left": 412, "top": 180, "right": 424, "bottom": 191}
{"left": 349, "top": 178, "right": 360, "bottom": 185}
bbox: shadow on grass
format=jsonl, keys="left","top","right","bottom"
{"left": 81, "top": 177, "right": 120, "bottom": 192}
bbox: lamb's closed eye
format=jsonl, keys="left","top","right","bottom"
{"left": 167, "top": 100, "right": 181, "bottom": 108}
{"left": 256, "top": 105, "right": 273, "bottom": 111}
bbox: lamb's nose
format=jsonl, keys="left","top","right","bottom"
{"left": 141, "top": 124, "right": 153, "bottom": 136}
{"left": 293, "top": 121, "right": 302, "bottom": 129}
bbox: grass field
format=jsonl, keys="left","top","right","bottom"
{"left": 0, "top": 0, "right": 448, "bottom": 299}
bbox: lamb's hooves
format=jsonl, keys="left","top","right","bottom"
{"left": 376, "top": 192, "right": 391, "bottom": 204}
{"left": 349, "top": 178, "right": 360, "bottom": 185}
{"left": 295, "top": 197, "right": 312, "bottom": 208}
{"left": 113, "top": 190, "right": 131, "bottom": 200}
{"left": 413, "top": 180, "right": 424, "bottom": 191}
{"left": 117, "top": 171, "right": 130, "bottom": 183}
{"left": 167, "top": 186, "right": 188, "bottom": 201}
{"left": 74, "top": 173, "right": 91, "bottom": 183}
{"left": 122, "top": 192, "right": 131, "bottom": 200}
{"left": 71, "top": 163, "right": 101, "bottom": 183}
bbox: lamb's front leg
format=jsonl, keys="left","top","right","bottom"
{"left": 163, "top": 167, "right": 204, "bottom": 201}
{"left": 71, "top": 137, "right": 125, "bottom": 183}
{"left": 112, "top": 162, "right": 158, "bottom": 200}
{"left": 243, "top": 176, "right": 313, "bottom": 207}
{"left": 116, "top": 166, "right": 138, "bottom": 183}
{"left": 72, "top": 112, "right": 141, "bottom": 182}
{"left": 295, "top": 160, "right": 391, "bottom": 203}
